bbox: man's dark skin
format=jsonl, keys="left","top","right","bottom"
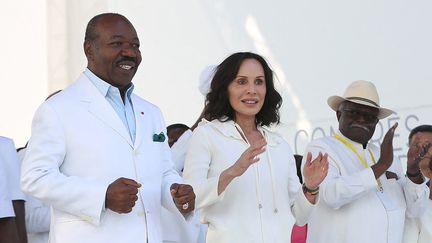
{"left": 337, "top": 101, "right": 424, "bottom": 184}
{"left": 0, "top": 217, "right": 20, "bottom": 243}
{"left": 168, "top": 127, "right": 189, "bottom": 147}
{"left": 0, "top": 201, "right": 27, "bottom": 243}
{"left": 83, "top": 14, "right": 195, "bottom": 214}
{"left": 13, "top": 201, "right": 27, "bottom": 243}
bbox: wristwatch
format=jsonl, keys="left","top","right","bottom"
{"left": 302, "top": 183, "right": 319, "bottom": 195}
{"left": 406, "top": 170, "right": 425, "bottom": 181}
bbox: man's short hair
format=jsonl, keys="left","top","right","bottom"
{"left": 167, "top": 123, "right": 190, "bottom": 134}
{"left": 84, "top": 13, "right": 130, "bottom": 42}
{"left": 408, "top": 124, "right": 432, "bottom": 144}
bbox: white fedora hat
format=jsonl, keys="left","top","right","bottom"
{"left": 327, "top": 80, "right": 394, "bottom": 119}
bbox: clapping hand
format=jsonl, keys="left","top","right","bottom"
{"left": 419, "top": 146, "right": 432, "bottom": 179}
{"left": 377, "top": 123, "right": 398, "bottom": 170}
{"left": 229, "top": 138, "right": 267, "bottom": 177}
{"left": 303, "top": 152, "right": 329, "bottom": 190}
{"left": 371, "top": 123, "right": 398, "bottom": 179}
{"left": 407, "top": 139, "right": 432, "bottom": 174}
{"left": 217, "top": 138, "right": 267, "bottom": 195}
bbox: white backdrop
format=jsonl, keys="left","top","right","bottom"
{"left": 0, "top": 0, "right": 431, "bottom": 163}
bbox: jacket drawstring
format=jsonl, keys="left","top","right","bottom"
{"left": 262, "top": 131, "right": 279, "bottom": 213}
{"left": 234, "top": 123, "right": 278, "bottom": 213}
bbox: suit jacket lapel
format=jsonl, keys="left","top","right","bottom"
{"left": 76, "top": 74, "right": 134, "bottom": 148}
{"left": 132, "top": 95, "right": 146, "bottom": 149}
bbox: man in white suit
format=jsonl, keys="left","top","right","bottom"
{"left": 21, "top": 13, "right": 195, "bottom": 243}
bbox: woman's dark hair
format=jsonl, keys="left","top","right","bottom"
{"left": 203, "top": 52, "right": 282, "bottom": 126}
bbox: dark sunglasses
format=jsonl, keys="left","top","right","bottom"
{"left": 341, "top": 108, "right": 378, "bottom": 123}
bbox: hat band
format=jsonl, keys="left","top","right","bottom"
{"left": 346, "top": 96, "right": 379, "bottom": 107}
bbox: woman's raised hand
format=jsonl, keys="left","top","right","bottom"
{"left": 230, "top": 138, "right": 267, "bottom": 177}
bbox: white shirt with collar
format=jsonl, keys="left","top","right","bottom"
{"left": 0, "top": 136, "right": 25, "bottom": 219}
{"left": 0, "top": 136, "right": 25, "bottom": 202}
{"left": 170, "top": 129, "right": 193, "bottom": 176}
{"left": 0, "top": 155, "right": 14, "bottom": 218}
{"left": 403, "top": 191, "right": 432, "bottom": 243}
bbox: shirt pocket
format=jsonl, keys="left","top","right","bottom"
{"left": 383, "top": 178, "right": 406, "bottom": 211}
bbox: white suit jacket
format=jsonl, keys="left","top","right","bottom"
{"left": 21, "top": 73, "right": 182, "bottom": 243}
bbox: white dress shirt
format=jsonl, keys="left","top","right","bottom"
{"left": 0, "top": 156, "right": 14, "bottom": 218}
{"left": 0, "top": 136, "right": 25, "bottom": 201}
{"left": 403, "top": 196, "right": 432, "bottom": 243}
{"left": 170, "top": 129, "right": 193, "bottom": 176}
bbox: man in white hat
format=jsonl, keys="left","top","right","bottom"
{"left": 302, "top": 80, "right": 429, "bottom": 243}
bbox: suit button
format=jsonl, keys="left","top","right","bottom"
{"left": 81, "top": 215, "right": 92, "bottom": 222}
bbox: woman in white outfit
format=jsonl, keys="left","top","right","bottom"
{"left": 183, "top": 52, "right": 329, "bottom": 243}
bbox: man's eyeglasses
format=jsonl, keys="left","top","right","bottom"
{"left": 341, "top": 108, "right": 378, "bottom": 123}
